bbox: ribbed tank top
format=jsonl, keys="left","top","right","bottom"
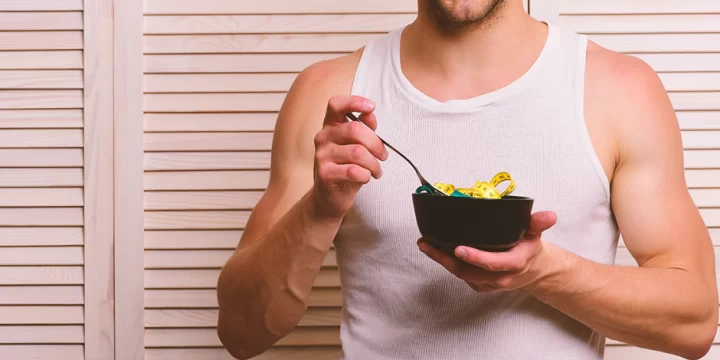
{"left": 334, "top": 23, "right": 620, "bottom": 359}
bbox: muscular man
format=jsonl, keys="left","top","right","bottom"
{"left": 217, "top": 1, "right": 718, "bottom": 359}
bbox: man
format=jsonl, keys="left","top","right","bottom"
{"left": 217, "top": 0, "right": 718, "bottom": 359}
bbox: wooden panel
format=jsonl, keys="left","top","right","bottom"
{"left": 0, "top": 90, "right": 83, "bottom": 109}
{"left": 0, "top": 130, "right": 83, "bottom": 148}
{"left": 144, "top": 14, "right": 416, "bottom": 34}
{"left": 0, "top": 266, "right": 83, "bottom": 285}
{"left": 0, "top": 12, "right": 83, "bottom": 31}
{"left": 144, "top": 171, "right": 269, "bottom": 190}
{"left": 145, "top": 93, "right": 285, "bottom": 112}
{"left": 670, "top": 92, "right": 720, "bottom": 111}
{"left": 0, "top": 51, "right": 83, "bottom": 70}
{"left": 145, "top": 347, "right": 342, "bottom": 360}
{"left": 0, "top": 306, "right": 83, "bottom": 324}
{"left": 145, "top": 230, "right": 242, "bottom": 249}
{"left": 144, "top": 113, "right": 276, "bottom": 132}
{"left": 144, "top": 327, "right": 339, "bottom": 347}
{"left": 144, "top": 73, "right": 295, "bottom": 93}
{"left": 702, "top": 209, "right": 720, "bottom": 227}
{"left": 0, "top": 208, "right": 83, "bottom": 226}
{"left": 0, "top": 110, "right": 83, "bottom": 128}
{"left": 0, "top": 247, "right": 83, "bottom": 265}
{"left": 0, "top": 192, "right": 67, "bottom": 217}
{"left": 0, "top": 149, "right": 82, "bottom": 167}
{"left": 682, "top": 131, "right": 720, "bottom": 150}
{"left": 0, "top": 326, "right": 83, "bottom": 344}
{"left": 145, "top": 268, "right": 339, "bottom": 289}
{"left": 660, "top": 74, "right": 720, "bottom": 92}
{"left": 559, "top": 0, "right": 720, "bottom": 14}
{"left": 633, "top": 54, "right": 720, "bottom": 72}
{"left": 144, "top": 33, "right": 379, "bottom": 54}
{"left": 690, "top": 189, "right": 720, "bottom": 208}
{"left": 561, "top": 14, "right": 720, "bottom": 34}
{"left": 144, "top": 211, "right": 250, "bottom": 230}
{"left": 590, "top": 34, "right": 720, "bottom": 53}
{"left": 144, "top": 54, "right": 339, "bottom": 73}
{"left": 145, "top": 191, "right": 263, "bottom": 210}
{"left": 145, "top": 152, "right": 270, "bottom": 171}
{"left": 0, "top": 345, "right": 83, "bottom": 360}
{"left": 145, "top": 308, "right": 340, "bottom": 328}
{"left": 0, "top": 228, "right": 83, "bottom": 246}
{"left": 677, "top": 112, "right": 720, "bottom": 131}
{"left": 145, "top": 132, "right": 272, "bottom": 151}
{"left": 0, "top": 0, "right": 82, "bottom": 11}
{"left": 685, "top": 151, "right": 720, "bottom": 169}
{"left": 144, "top": 249, "right": 336, "bottom": 268}
{"left": 0, "top": 169, "right": 83, "bottom": 187}
{"left": 0, "top": 286, "right": 83, "bottom": 305}
{"left": 687, "top": 170, "right": 720, "bottom": 188}
{"left": 0, "top": 70, "right": 84, "bottom": 90}
{"left": 0, "top": 32, "right": 83, "bottom": 51}
{"left": 144, "top": 0, "right": 417, "bottom": 14}
{"left": 144, "top": 287, "right": 341, "bottom": 308}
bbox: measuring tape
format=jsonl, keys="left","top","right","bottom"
{"left": 416, "top": 172, "right": 516, "bottom": 199}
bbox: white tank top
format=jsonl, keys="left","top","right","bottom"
{"left": 334, "top": 23, "right": 620, "bottom": 360}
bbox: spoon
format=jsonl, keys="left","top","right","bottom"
{"left": 345, "top": 113, "right": 447, "bottom": 196}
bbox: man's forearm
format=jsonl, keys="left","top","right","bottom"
{"left": 217, "top": 191, "right": 343, "bottom": 359}
{"left": 529, "top": 245, "right": 717, "bottom": 359}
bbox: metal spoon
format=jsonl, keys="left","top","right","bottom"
{"left": 345, "top": 113, "right": 447, "bottom": 196}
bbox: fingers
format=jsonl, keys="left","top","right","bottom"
{"left": 316, "top": 162, "right": 372, "bottom": 186}
{"left": 523, "top": 211, "right": 558, "bottom": 239}
{"left": 325, "top": 95, "right": 375, "bottom": 126}
{"left": 318, "top": 144, "right": 383, "bottom": 179}
{"left": 454, "top": 244, "right": 531, "bottom": 273}
{"left": 326, "top": 120, "right": 388, "bottom": 161}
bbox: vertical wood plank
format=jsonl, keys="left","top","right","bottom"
{"left": 115, "top": 0, "right": 146, "bottom": 358}
{"left": 529, "top": 0, "right": 559, "bottom": 23}
{"left": 84, "top": 0, "right": 115, "bottom": 358}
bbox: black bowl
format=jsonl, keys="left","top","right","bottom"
{"left": 412, "top": 193, "right": 534, "bottom": 253}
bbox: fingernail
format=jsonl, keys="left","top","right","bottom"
{"left": 382, "top": 147, "right": 389, "bottom": 160}
{"left": 456, "top": 248, "right": 467, "bottom": 259}
{"left": 364, "top": 100, "right": 375, "bottom": 110}
{"left": 419, "top": 246, "right": 429, "bottom": 254}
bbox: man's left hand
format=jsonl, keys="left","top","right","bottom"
{"left": 417, "top": 211, "right": 563, "bottom": 293}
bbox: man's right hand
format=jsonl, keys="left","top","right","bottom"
{"left": 311, "top": 95, "right": 389, "bottom": 218}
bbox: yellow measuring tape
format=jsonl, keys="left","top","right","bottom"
{"left": 433, "top": 172, "right": 516, "bottom": 199}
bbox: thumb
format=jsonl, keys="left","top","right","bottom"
{"left": 523, "top": 211, "right": 557, "bottom": 239}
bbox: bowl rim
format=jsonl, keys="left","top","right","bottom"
{"left": 412, "top": 193, "right": 534, "bottom": 201}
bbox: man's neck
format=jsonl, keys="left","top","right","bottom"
{"left": 400, "top": 2, "right": 548, "bottom": 102}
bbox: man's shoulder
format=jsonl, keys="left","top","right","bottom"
{"left": 291, "top": 49, "right": 365, "bottom": 97}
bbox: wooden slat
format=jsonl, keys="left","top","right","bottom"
{"left": 144, "top": 287, "right": 341, "bottom": 308}
{"left": 0, "top": 90, "right": 83, "bottom": 110}
{"left": 0, "top": 0, "right": 82, "bottom": 11}
{"left": 685, "top": 150, "right": 720, "bottom": 169}
{"left": 687, "top": 170, "right": 720, "bottom": 188}
{"left": 144, "top": 191, "right": 263, "bottom": 210}
{"left": 145, "top": 73, "right": 295, "bottom": 93}
{"left": 677, "top": 112, "right": 720, "bottom": 131}
{"left": 560, "top": 0, "right": 720, "bottom": 14}
{"left": 144, "top": 53, "right": 340, "bottom": 73}
{"left": 690, "top": 189, "right": 720, "bottom": 208}
{"left": 144, "top": 33, "right": 379, "bottom": 54}
{"left": 145, "top": 171, "right": 269, "bottom": 190}
{"left": 145, "top": 249, "right": 336, "bottom": 268}
{"left": 145, "top": 132, "right": 272, "bottom": 151}
{"left": 145, "top": 347, "right": 342, "bottom": 360}
{"left": 145, "top": 152, "right": 270, "bottom": 171}
{"left": 682, "top": 131, "right": 720, "bottom": 150}
{"left": 590, "top": 34, "right": 720, "bottom": 53}
{"left": 0, "top": 51, "right": 83, "bottom": 70}
{"left": 0, "top": 228, "right": 83, "bottom": 246}
{"left": 145, "top": 307, "right": 339, "bottom": 328}
{"left": 0, "top": 345, "right": 83, "bottom": 360}
{"left": 144, "top": 0, "right": 417, "bottom": 14}
{"left": 0, "top": 110, "right": 83, "bottom": 128}
{"left": 0, "top": 70, "right": 83, "bottom": 90}
{"left": 0, "top": 169, "right": 83, "bottom": 187}
{"left": 0, "top": 286, "right": 83, "bottom": 305}
{"left": 660, "top": 74, "right": 720, "bottom": 92}
{"left": 670, "top": 92, "right": 720, "bottom": 111}
{"left": 633, "top": 54, "right": 720, "bottom": 73}
{"left": 0, "top": 208, "right": 82, "bottom": 226}
{"left": 145, "top": 268, "right": 339, "bottom": 289}
{"left": 144, "top": 14, "right": 415, "bottom": 34}
{"left": 0, "top": 306, "right": 83, "bottom": 324}
{"left": 145, "top": 230, "right": 242, "bottom": 249}
{"left": 144, "top": 210, "right": 250, "bottom": 230}
{"left": 0, "top": 32, "right": 83, "bottom": 51}
{"left": 0, "top": 12, "right": 83, "bottom": 31}
{"left": 145, "top": 93, "right": 285, "bottom": 112}
{"left": 0, "top": 266, "right": 83, "bottom": 285}
{"left": 144, "top": 327, "right": 339, "bottom": 347}
{"left": 0, "top": 247, "right": 83, "bottom": 265}
{"left": 561, "top": 14, "right": 720, "bottom": 34}
{"left": 0, "top": 130, "right": 83, "bottom": 148}
{"left": 702, "top": 209, "right": 720, "bottom": 227}
{"left": 0, "top": 149, "right": 82, "bottom": 167}
{"left": 0, "top": 326, "right": 83, "bottom": 344}
{"left": 144, "top": 113, "right": 276, "bottom": 132}
{"left": 0, "top": 188, "right": 83, "bottom": 207}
